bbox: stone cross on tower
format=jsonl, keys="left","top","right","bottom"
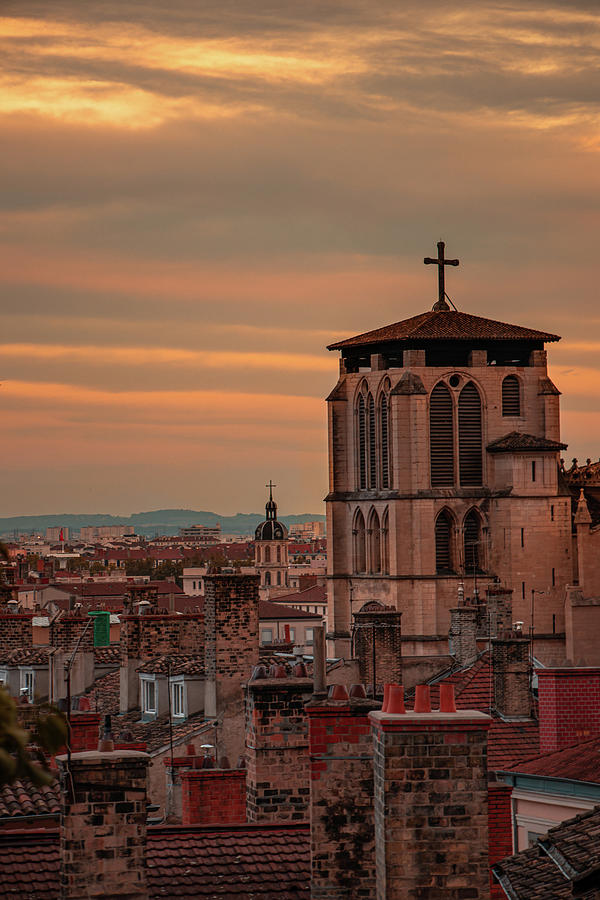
{"left": 266, "top": 480, "right": 276, "bottom": 501}
{"left": 424, "top": 240, "right": 459, "bottom": 310}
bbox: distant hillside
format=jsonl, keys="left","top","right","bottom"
{"left": 0, "top": 508, "right": 326, "bottom": 538}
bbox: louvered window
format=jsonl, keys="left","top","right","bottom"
{"left": 368, "top": 394, "right": 376, "bottom": 489}
{"left": 435, "top": 512, "right": 453, "bottom": 573}
{"left": 354, "top": 510, "right": 366, "bottom": 573}
{"left": 357, "top": 395, "right": 367, "bottom": 489}
{"left": 369, "top": 509, "right": 381, "bottom": 573}
{"left": 430, "top": 383, "right": 454, "bottom": 486}
{"left": 458, "top": 382, "right": 483, "bottom": 486}
{"left": 464, "top": 510, "right": 480, "bottom": 573}
{"left": 380, "top": 394, "right": 390, "bottom": 488}
{"left": 502, "top": 376, "right": 520, "bottom": 416}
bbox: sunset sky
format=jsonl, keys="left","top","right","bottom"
{"left": 2, "top": 1, "right": 600, "bottom": 517}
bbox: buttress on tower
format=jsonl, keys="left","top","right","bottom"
{"left": 325, "top": 257, "right": 571, "bottom": 660}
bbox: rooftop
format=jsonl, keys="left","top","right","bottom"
{"left": 502, "top": 736, "right": 600, "bottom": 784}
{"left": 487, "top": 431, "right": 568, "bottom": 454}
{"left": 0, "top": 822, "right": 310, "bottom": 899}
{"left": 327, "top": 309, "right": 561, "bottom": 351}
{"left": 494, "top": 806, "right": 600, "bottom": 899}
{"left": 0, "top": 779, "right": 60, "bottom": 822}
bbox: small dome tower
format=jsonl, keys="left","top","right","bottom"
{"left": 255, "top": 482, "right": 289, "bottom": 593}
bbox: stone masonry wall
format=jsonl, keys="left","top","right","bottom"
{"left": 50, "top": 615, "right": 94, "bottom": 653}
{"left": 354, "top": 608, "right": 402, "bottom": 686}
{"left": 204, "top": 574, "right": 259, "bottom": 713}
{"left": 307, "top": 698, "right": 379, "bottom": 899}
{"left": 180, "top": 769, "right": 246, "bottom": 825}
{"left": 537, "top": 667, "right": 600, "bottom": 752}
{"left": 120, "top": 614, "right": 204, "bottom": 664}
{"left": 0, "top": 613, "right": 33, "bottom": 650}
{"left": 491, "top": 636, "right": 531, "bottom": 718}
{"left": 245, "top": 678, "right": 312, "bottom": 822}
{"left": 57, "top": 749, "right": 149, "bottom": 900}
{"left": 449, "top": 606, "right": 478, "bottom": 667}
{"left": 370, "top": 709, "right": 491, "bottom": 900}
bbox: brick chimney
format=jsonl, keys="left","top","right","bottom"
{"left": 484, "top": 587, "right": 513, "bottom": 639}
{"left": 119, "top": 612, "right": 204, "bottom": 712}
{"left": 203, "top": 574, "right": 259, "bottom": 719}
{"left": 306, "top": 691, "right": 379, "bottom": 897}
{"left": 57, "top": 748, "right": 149, "bottom": 899}
{"left": 537, "top": 667, "right": 600, "bottom": 752}
{"left": 181, "top": 767, "right": 246, "bottom": 825}
{"left": 491, "top": 633, "right": 531, "bottom": 718}
{"left": 69, "top": 711, "right": 101, "bottom": 752}
{"left": 353, "top": 606, "right": 402, "bottom": 686}
{"left": 245, "top": 670, "right": 313, "bottom": 822}
{"left": 369, "top": 687, "right": 491, "bottom": 899}
{"left": 488, "top": 779, "right": 513, "bottom": 899}
{"left": 449, "top": 605, "right": 478, "bottom": 667}
{"left": 0, "top": 612, "right": 33, "bottom": 650}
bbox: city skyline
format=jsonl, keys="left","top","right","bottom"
{"left": 2, "top": 2, "right": 600, "bottom": 516}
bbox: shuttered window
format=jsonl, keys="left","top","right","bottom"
{"left": 458, "top": 382, "right": 483, "bottom": 486}
{"left": 357, "top": 395, "right": 367, "bottom": 489}
{"left": 464, "top": 510, "right": 480, "bottom": 572}
{"left": 368, "top": 394, "right": 376, "bottom": 489}
{"left": 380, "top": 394, "right": 390, "bottom": 488}
{"left": 430, "top": 383, "right": 454, "bottom": 486}
{"left": 435, "top": 512, "right": 453, "bottom": 573}
{"left": 502, "top": 376, "right": 520, "bottom": 416}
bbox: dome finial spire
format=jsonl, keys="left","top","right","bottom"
{"left": 265, "top": 480, "right": 278, "bottom": 520}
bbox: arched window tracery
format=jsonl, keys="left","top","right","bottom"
{"left": 368, "top": 508, "right": 381, "bottom": 574}
{"left": 357, "top": 393, "right": 367, "bottom": 489}
{"left": 353, "top": 509, "right": 366, "bottom": 573}
{"left": 368, "top": 394, "right": 376, "bottom": 489}
{"left": 382, "top": 507, "right": 390, "bottom": 574}
{"left": 380, "top": 392, "right": 390, "bottom": 489}
{"left": 463, "top": 509, "right": 483, "bottom": 574}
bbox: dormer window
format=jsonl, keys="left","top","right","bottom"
{"left": 171, "top": 680, "right": 185, "bottom": 719}
{"left": 141, "top": 676, "right": 157, "bottom": 717}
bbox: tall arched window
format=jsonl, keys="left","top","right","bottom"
{"left": 368, "top": 394, "right": 376, "bottom": 489}
{"left": 380, "top": 392, "right": 390, "bottom": 489}
{"left": 435, "top": 511, "right": 454, "bottom": 574}
{"left": 265, "top": 571, "right": 271, "bottom": 586}
{"left": 502, "top": 375, "right": 520, "bottom": 416}
{"left": 256, "top": 546, "right": 261, "bottom": 563}
{"left": 458, "top": 382, "right": 483, "bottom": 486}
{"left": 276, "top": 546, "right": 281, "bottom": 563}
{"left": 430, "top": 383, "right": 454, "bottom": 486}
{"left": 368, "top": 508, "right": 381, "bottom": 573}
{"left": 357, "top": 393, "right": 367, "bottom": 489}
{"left": 463, "top": 509, "right": 482, "bottom": 573}
{"left": 382, "top": 507, "right": 390, "bottom": 574}
{"left": 353, "top": 510, "right": 366, "bottom": 573}
{"left": 276, "top": 571, "right": 281, "bottom": 585}
{"left": 264, "top": 546, "right": 271, "bottom": 563}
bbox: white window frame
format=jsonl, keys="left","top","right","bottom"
{"left": 171, "top": 679, "right": 186, "bottom": 719}
{"left": 305, "top": 628, "right": 314, "bottom": 645}
{"left": 261, "top": 628, "right": 273, "bottom": 644}
{"left": 141, "top": 676, "right": 157, "bottom": 715}
{"left": 288, "top": 626, "right": 295, "bottom": 641}
{"left": 20, "top": 669, "right": 34, "bottom": 703}
{"left": 0, "top": 669, "right": 7, "bottom": 687}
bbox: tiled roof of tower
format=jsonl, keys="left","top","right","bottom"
{"left": 493, "top": 806, "right": 600, "bottom": 899}
{"left": 487, "top": 432, "right": 568, "bottom": 453}
{"left": 0, "top": 823, "right": 310, "bottom": 899}
{"left": 501, "top": 736, "right": 600, "bottom": 783}
{"left": 423, "top": 653, "right": 540, "bottom": 770}
{"left": 327, "top": 309, "right": 561, "bottom": 350}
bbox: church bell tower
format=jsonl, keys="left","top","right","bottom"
{"left": 325, "top": 242, "right": 571, "bottom": 659}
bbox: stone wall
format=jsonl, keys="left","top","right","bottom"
{"left": 354, "top": 607, "right": 402, "bottom": 686}
{"left": 370, "top": 706, "right": 491, "bottom": 899}
{"left": 245, "top": 676, "right": 312, "bottom": 822}
{"left": 0, "top": 613, "right": 33, "bottom": 650}
{"left": 492, "top": 635, "right": 531, "bottom": 718}
{"left": 57, "top": 749, "right": 149, "bottom": 900}
{"left": 50, "top": 615, "right": 94, "bottom": 653}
